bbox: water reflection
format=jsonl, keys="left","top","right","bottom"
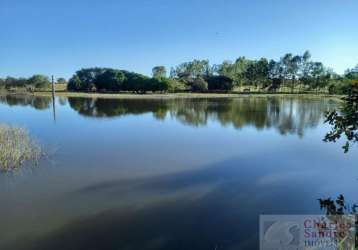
{"left": 0, "top": 95, "right": 335, "bottom": 136}
{"left": 67, "top": 97, "right": 335, "bottom": 137}
{"left": 0, "top": 95, "right": 51, "bottom": 110}
{"left": 0, "top": 94, "right": 354, "bottom": 250}
{"left": 2, "top": 157, "right": 315, "bottom": 250}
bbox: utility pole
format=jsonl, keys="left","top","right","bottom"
{"left": 51, "top": 75, "right": 56, "bottom": 122}
{"left": 51, "top": 75, "right": 55, "bottom": 98}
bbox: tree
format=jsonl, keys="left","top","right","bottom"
{"left": 95, "top": 69, "right": 126, "bottom": 91}
{"left": 122, "top": 72, "right": 151, "bottom": 93}
{"left": 67, "top": 75, "right": 82, "bottom": 91}
{"left": 27, "top": 75, "right": 51, "bottom": 89}
{"left": 191, "top": 77, "right": 208, "bottom": 92}
{"left": 300, "top": 51, "right": 313, "bottom": 88}
{"left": 345, "top": 65, "right": 358, "bottom": 80}
{"left": 0, "top": 78, "right": 5, "bottom": 88}
{"left": 215, "top": 60, "right": 235, "bottom": 79}
{"left": 290, "top": 55, "right": 302, "bottom": 92}
{"left": 244, "top": 59, "right": 269, "bottom": 88}
{"left": 215, "top": 57, "right": 251, "bottom": 86}
{"left": 205, "top": 75, "right": 234, "bottom": 91}
{"left": 174, "top": 60, "right": 211, "bottom": 79}
{"left": 152, "top": 66, "right": 167, "bottom": 78}
{"left": 75, "top": 68, "right": 105, "bottom": 91}
{"left": 149, "top": 77, "right": 173, "bottom": 92}
{"left": 57, "top": 78, "right": 67, "bottom": 85}
{"left": 268, "top": 59, "right": 283, "bottom": 90}
{"left": 324, "top": 82, "right": 358, "bottom": 152}
{"left": 310, "top": 62, "right": 328, "bottom": 92}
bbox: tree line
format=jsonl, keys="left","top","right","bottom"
{"left": 57, "top": 51, "right": 358, "bottom": 94}
{"left": 1, "top": 51, "right": 357, "bottom": 94}
{"left": 168, "top": 51, "right": 358, "bottom": 94}
{"left": 0, "top": 75, "right": 66, "bottom": 91}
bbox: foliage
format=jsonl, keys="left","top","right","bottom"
{"left": 152, "top": 66, "right": 167, "bottom": 78}
{"left": 56, "top": 78, "right": 67, "bottom": 85}
{"left": 171, "top": 60, "right": 212, "bottom": 80}
{"left": 1, "top": 51, "right": 356, "bottom": 94}
{"left": 168, "top": 51, "right": 340, "bottom": 93}
{"left": 191, "top": 77, "right": 208, "bottom": 92}
{"left": 0, "top": 124, "right": 42, "bottom": 172}
{"left": 319, "top": 195, "right": 358, "bottom": 249}
{"left": 27, "top": 74, "right": 51, "bottom": 89}
{"left": 324, "top": 83, "right": 358, "bottom": 152}
{"left": 205, "top": 75, "right": 234, "bottom": 91}
{"left": 94, "top": 69, "right": 126, "bottom": 91}
{"left": 66, "top": 67, "right": 183, "bottom": 93}
{"left": 0, "top": 75, "right": 51, "bottom": 90}
{"left": 67, "top": 75, "right": 82, "bottom": 91}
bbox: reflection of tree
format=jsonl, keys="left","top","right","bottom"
{"left": 67, "top": 98, "right": 170, "bottom": 119}
{"left": 0, "top": 95, "right": 51, "bottom": 110}
{"left": 67, "top": 97, "right": 333, "bottom": 137}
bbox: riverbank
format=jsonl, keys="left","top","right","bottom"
{"left": 5, "top": 90, "right": 342, "bottom": 100}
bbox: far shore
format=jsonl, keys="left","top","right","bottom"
{"left": 0, "top": 89, "right": 343, "bottom": 100}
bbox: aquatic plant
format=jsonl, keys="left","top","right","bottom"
{"left": 0, "top": 124, "right": 42, "bottom": 172}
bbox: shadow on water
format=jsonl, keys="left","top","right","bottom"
{"left": 3, "top": 156, "right": 320, "bottom": 250}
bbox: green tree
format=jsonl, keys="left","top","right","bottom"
{"left": 324, "top": 82, "right": 358, "bottom": 152}
{"left": 27, "top": 75, "right": 51, "bottom": 89}
{"left": 56, "top": 78, "right": 67, "bottom": 84}
{"left": 152, "top": 66, "right": 167, "bottom": 78}
{"left": 191, "top": 77, "right": 208, "bottom": 92}
{"left": 205, "top": 75, "right": 234, "bottom": 91}
{"left": 174, "top": 60, "right": 211, "bottom": 79}
{"left": 75, "top": 68, "right": 105, "bottom": 91}
{"left": 67, "top": 75, "right": 82, "bottom": 91}
{"left": 95, "top": 69, "right": 126, "bottom": 91}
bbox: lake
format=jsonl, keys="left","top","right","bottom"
{"left": 0, "top": 95, "right": 357, "bottom": 250}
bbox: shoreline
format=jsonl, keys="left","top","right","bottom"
{"left": 0, "top": 90, "right": 343, "bottom": 100}
{"left": 5, "top": 90, "right": 343, "bottom": 100}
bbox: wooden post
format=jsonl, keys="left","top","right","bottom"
{"left": 51, "top": 75, "right": 56, "bottom": 122}
{"left": 51, "top": 75, "right": 55, "bottom": 98}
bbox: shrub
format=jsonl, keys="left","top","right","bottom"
{"left": 0, "top": 124, "right": 42, "bottom": 171}
{"left": 67, "top": 75, "right": 82, "bottom": 91}
{"left": 27, "top": 75, "right": 51, "bottom": 89}
{"left": 191, "top": 78, "right": 208, "bottom": 92}
{"left": 94, "top": 69, "right": 126, "bottom": 91}
{"left": 205, "top": 75, "right": 234, "bottom": 91}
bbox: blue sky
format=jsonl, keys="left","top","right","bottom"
{"left": 1, "top": 0, "right": 357, "bottom": 79}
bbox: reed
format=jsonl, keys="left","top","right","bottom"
{"left": 0, "top": 124, "right": 42, "bottom": 172}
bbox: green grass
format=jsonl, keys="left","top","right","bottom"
{"left": 0, "top": 124, "right": 42, "bottom": 172}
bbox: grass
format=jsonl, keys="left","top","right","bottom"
{"left": 0, "top": 124, "right": 43, "bottom": 172}
{"left": 1, "top": 83, "right": 343, "bottom": 100}
{"left": 30, "top": 90, "right": 343, "bottom": 101}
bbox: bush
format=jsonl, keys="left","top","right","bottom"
{"left": 205, "top": 75, "right": 234, "bottom": 91}
{"left": 67, "top": 75, "right": 82, "bottom": 91}
{"left": 149, "top": 77, "right": 173, "bottom": 92}
{"left": 328, "top": 81, "right": 356, "bottom": 95}
{"left": 0, "top": 124, "right": 42, "bottom": 171}
{"left": 191, "top": 78, "right": 208, "bottom": 92}
{"left": 95, "top": 69, "right": 126, "bottom": 91}
{"left": 122, "top": 73, "right": 151, "bottom": 93}
{"left": 27, "top": 75, "right": 51, "bottom": 89}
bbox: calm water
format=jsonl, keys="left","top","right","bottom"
{"left": 0, "top": 95, "right": 357, "bottom": 250}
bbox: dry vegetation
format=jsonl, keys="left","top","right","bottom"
{"left": 0, "top": 124, "right": 42, "bottom": 172}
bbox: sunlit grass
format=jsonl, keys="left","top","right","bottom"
{"left": 0, "top": 124, "right": 42, "bottom": 172}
